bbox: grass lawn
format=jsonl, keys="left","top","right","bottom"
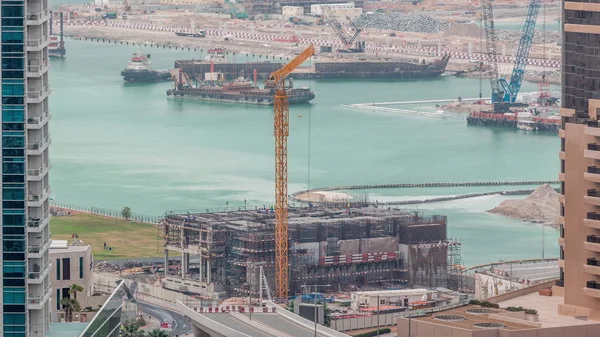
{"left": 50, "top": 214, "right": 164, "bottom": 260}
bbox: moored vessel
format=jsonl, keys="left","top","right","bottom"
{"left": 166, "top": 69, "right": 315, "bottom": 105}
{"left": 121, "top": 52, "right": 171, "bottom": 83}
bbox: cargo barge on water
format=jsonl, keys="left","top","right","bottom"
{"left": 467, "top": 110, "right": 561, "bottom": 132}
{"left": 166, "top": 68, "right": 315, "bottom": 105}
{"left": 174, "top": 54, "right": 450, "bottom": 80}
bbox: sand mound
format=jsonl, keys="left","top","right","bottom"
{"left": 488, "top": 184, "right": 559, "bottom": 227}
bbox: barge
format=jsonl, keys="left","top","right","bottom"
{"left": 174, "top": 54, "right": 450, "bottom": 80}
{"left": 166, "top": 69, "right": 314, "bottom": 105}
{"left": 121, "top": 52, "right": 171, "bottom": 83}
{"left": 467, "top": 111, "right": 560, "bottom": 132}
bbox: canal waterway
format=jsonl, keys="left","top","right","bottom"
{"left": 49, "top": 39, "right": 560, "bottom": 266}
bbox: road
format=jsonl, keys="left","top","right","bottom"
{"left": 138, "top": 301, "right": 193, "bottom": 336}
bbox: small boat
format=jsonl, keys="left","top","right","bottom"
{"left": 517, "top": 120, "right": 536, "bottom": 131}
{"left": 121, "top": 52, "right": 171, "bottom": 83}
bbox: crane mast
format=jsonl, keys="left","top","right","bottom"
{"left": 481, "top": 0, "right": 502, "bottom": 103}
{"left": 505, "top": 0, "right": 541, "bottom": 103}
{"left": 482, "top": 0, "right": 541, "bottom": 111}
{"left": 269, "top": 45, "right": 316, "bottom": 300}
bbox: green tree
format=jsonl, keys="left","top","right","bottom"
{"left": 120, "top": 319, "right": 144, "bottom": 337}
{"left": 323, "top": 303, "right": 331, "bottom": 327}
{"left": 60, "top": 297, "right": 81, "bottom": 322}
{"left": 145, "top": 329, "right": 169, "bottom": 337}
{"left": 69, "top": 283, "right": 84, "bottom": 300}
{"left": 287, "top": 300, "right": 295, "bottom": 312}
{"left": 121, "top": 207, "right": 132, "bottom": 220}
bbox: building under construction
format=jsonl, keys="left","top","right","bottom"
{"left": 161, "top": 206, "right": 458, "bottom": 298}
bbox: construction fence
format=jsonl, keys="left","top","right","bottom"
{"left": 330, "top": 313, "right": 397, "bottom": 332}
{"left": 50, "top": 200, "right": 162, "bottom": 224}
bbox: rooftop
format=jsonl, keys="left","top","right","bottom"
{"left": 498, "top": 292, "right": 597, "bottom": 328}
{"left": 412, "top": 305, "right": 535, "bottom": 331}
{"left": 49, "top": 240, "right": 90, "bottom": 253}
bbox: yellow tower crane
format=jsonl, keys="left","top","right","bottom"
{"left": 265, "top": 44, "right": 315, "bottom": 300}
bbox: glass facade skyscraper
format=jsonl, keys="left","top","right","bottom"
{"left": 1, "top": 0, "right": 51, "bottom": 336}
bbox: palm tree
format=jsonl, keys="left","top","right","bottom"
{"left": 60, "top": 297, "right": 81, "bottom": 322}
{"left": 69, "top": 283, "right": 84, "bottom": 300}
{"left": 145, "top": 329, "right": 169, "bottom": 337}
{"left": 120, "top": 319, "right": 144, "bottom": 337}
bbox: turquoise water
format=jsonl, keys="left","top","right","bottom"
{"left": 49, "top": 39, "right": 560, "bottom": 266}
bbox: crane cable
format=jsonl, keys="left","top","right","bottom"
{"left": 307, "top": 53, "right": 313, "bottom": 202}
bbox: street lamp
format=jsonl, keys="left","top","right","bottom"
{"left": 301, "top": 284, "right": 330, "bottom": 337}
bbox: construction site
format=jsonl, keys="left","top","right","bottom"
{"left": 160, "top": 206, "right": 462, "bottom": 299}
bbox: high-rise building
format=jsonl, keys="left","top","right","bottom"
{"left": 1, "top": 1, "right": 52, "bottom": 336}
{"left": 558, "top": 1, "right": 600, "bottom": 320}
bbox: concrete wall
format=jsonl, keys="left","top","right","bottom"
{"left": 93, "top": 273, "right": 215, "bottom": 305}
{"left": 330, "top": 313, "right": 396, "bottom": 332}
{"left": 486, "top": 279, "right": 557, "bottom": 304}
{"left": 475, "top": 273, "right": 527, "bottom": 300}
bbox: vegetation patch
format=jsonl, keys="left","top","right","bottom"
{"left": 51, "top": 214, "right": 163, "bottom": 260}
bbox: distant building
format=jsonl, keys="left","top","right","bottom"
{"left": 310, "top": 2, "right": 354, "bottom": 15}
{"left": 557, "top": 0, "right": 600, "bottom": 320}
{"left": 282, "top": 6, "right": 304, "bottom": 17}
{"left": 49, "top": 241, "right": 93, "bottom": 321}
{"left": 351, "top": 289, "right": 431, "bottom": 310}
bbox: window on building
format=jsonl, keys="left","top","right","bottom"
{"left": 62, "top": 258, "right": 71, "bottom": 280}
{"left": 1, "top": 31, "right": 23, "bottom": 44}
{"left": 56, "top": 289, "right": 60, "bottom": 311}
{"left": 79, "top": 256, "right": 84, "bottom": 279}
{"left": 2, "top": 288, "right": 25, "bottom": 305}
{"left": 56, "top": 258, "right": 60, "bottom": 281}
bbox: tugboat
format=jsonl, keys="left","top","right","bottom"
{"left": 121, "top": 52, "right": 171, "bottom": 83}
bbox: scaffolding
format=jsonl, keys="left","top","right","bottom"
{"left": 446, "top": 240, "right": 464, "bottom": 291}
{"left": 161, "top": 206, "right": 452, "bottom": 297}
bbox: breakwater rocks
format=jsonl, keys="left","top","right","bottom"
{"left": 291, "top": 181, "right": 560, "bottom": 206}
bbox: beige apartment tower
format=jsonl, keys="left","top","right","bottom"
{"left": 557, "top": 0, "right": 600, "bottom": 320}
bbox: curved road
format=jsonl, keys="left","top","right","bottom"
{"left": 138, "top": 301, "right": 193, "bottom": 336}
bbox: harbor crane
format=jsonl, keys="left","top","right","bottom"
{"left": 481, "top": 0, "right": 541, "bottom": 112}
{"left": 322, "top": 6, "right": 364, "bottom": 53}
{"left": 266, "top": 44, "right": 316, "bottom": 300}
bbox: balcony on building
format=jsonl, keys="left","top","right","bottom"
{"left": 27, "top": 135, "right": 50, "bottom": 155}
{"left": 27, "top": 160, "right": 50, "bottom": 181}
{"left": 28, "top": 259, "right": 50, "bottom": 284}
{"left": 27, "top": 81, "right": 50, "bottom": 104}
{"left": 28, "top": 284, "right": 51, "bottom": 310}
{"left": 27, "top": 211, "right": 49, "bottom": 233}
{"left": 26, "top": 0, "right": 49, "bottom": 26}
{"left": 586, "top": 212, "right": 600, "bottom": 229}
{"left": 585, "top": 280, "right": 600, "bottom": 298}
{"left": 27, "top": 104, "right": 50, "bottom": 129}
{"left": 585, "top": 258, "right": 600, "bottom": 276}
{"left": 585, "top": 189, "right": 600, "bottom": 206}
{"left": 26, "top": 26, "right": 48, "bottom": 51}
{"left": 28, "top": 184, "right": 51, "bottom": 208}
{"left": 585, "top": 144, "right": 600, "bottom": 160}
{"left": 585, "top": 235, "right": 600, "bottom": 253}
{"left": 26, "top": 57, "right": 49, "bottom": 78}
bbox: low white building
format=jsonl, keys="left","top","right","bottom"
{"left": 311, "top": 2, "right": 354, "bottom": 16}
{"left": 282, "top": 6, "right": 304, "bottom": 17}
{"left": 50, "top": 241, "right": 94, "bottom": 320}
{"left": 351, "top": 289, "right": 432, "bottom": 310}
